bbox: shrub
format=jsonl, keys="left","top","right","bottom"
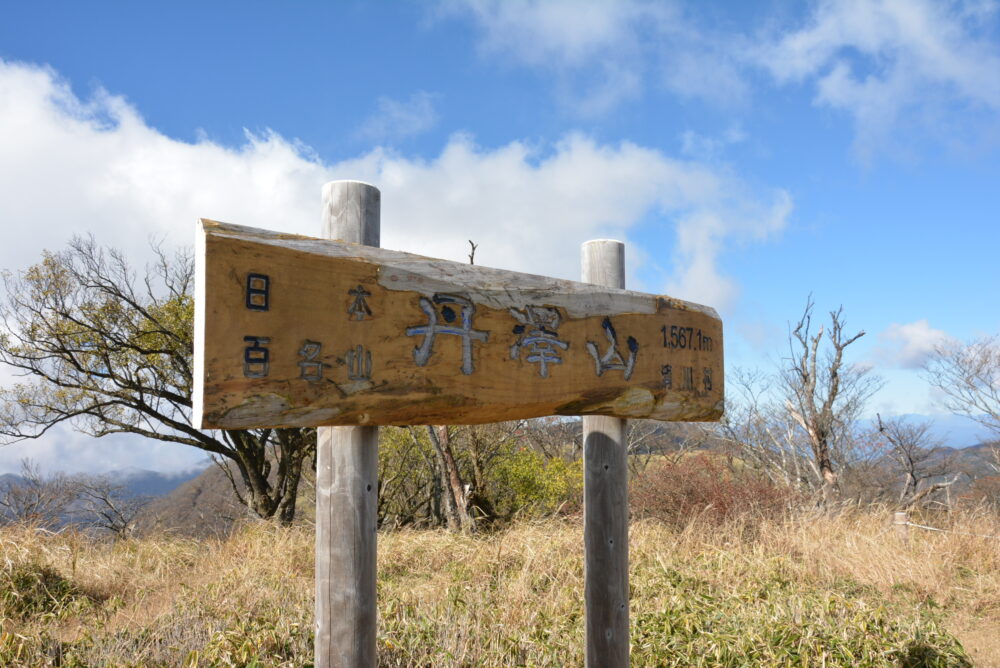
{"left": 487, "top": 448, "right": 583, "bottom": 521}
{"left": 0, "top": 561, "right": 82, "bottom": 620}
{"left": 961, "top": 474, "right": 1000, "bottom": 513}
{"left": 630, "top": 454, "right": 798, "bottom": 529}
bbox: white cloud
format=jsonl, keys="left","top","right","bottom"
{"left": 735, "top": 317, "right": 784, "bottom": 354}
{"left": 0, "top": 62, "right": 328, "bottom": 267}
{"left": 442, "top": 0, "right": 654, "bottom": 67}
{"left": 661, "top": 46, "right": 750, "bottom": 107}
{"left": 665, "top": 188, "right": 792, "bottom": 308}
{"left": 876, "top": 319, "right": 954, "bottom": 369}
{"left": 679, "top": 124, "right": 747, "bottom": 160}
{"left": 356, "top": 91, "right": 439, "bottom": 143}
{"left": 439, "top": 1, "right": 1000, "bottom": 152}
{"left": 437, "top": 0, "right": 748, "bottom": 113}
{"left": 0, "top": 59, "right": 789, "bottom": 472}
{"left": 352, "top": 134, "right": 791, "bottom": 309}
{"left": 754, "top": 0, "right": 1000, "bottom": 158}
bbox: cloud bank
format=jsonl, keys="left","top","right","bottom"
{"left": 439, "top": 0, "right": 747, "bottom": 114}
{"left": 442, "top": 0, "right": 1000, "bottom": 157}
{"left": 755, "top": 0, "right": 1000, "bottom": 158}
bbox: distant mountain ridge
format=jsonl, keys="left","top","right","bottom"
{"left": 104, "top": 466, "right": 209, "bottom": 498}
{"left": 898, "top": 413, "right": 996, "bottom": 449}
{"left": 860, "top": 413, "right": 996, "bottom": 449}
{"left": 0, "top": 465, "right": 208, "bottom": 500}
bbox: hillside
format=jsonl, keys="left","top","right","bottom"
{"left": 137, "top": 460, "right": 317, "bottom": 536}
{"left": 138, "top": 463, "right": 254, "bottom": 537}
{"left": 948, "top": 441, "right": 999, "bottom": 477}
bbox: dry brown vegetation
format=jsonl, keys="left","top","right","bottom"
{"left": 0, "top": 507, "right": 997, "bottom": 666}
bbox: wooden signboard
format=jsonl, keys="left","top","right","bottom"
{"left": 193, "top": 219, "right": 723, "bottom": 429}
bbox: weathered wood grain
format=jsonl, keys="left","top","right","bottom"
{"left": 193, "top": 219, "right": 724, "bottom": 429}
{"left": 582, "top": 240, "right": 630, "bottom": 668}
{"left": 314, "top": 181, "right": 379, "bottom": 668}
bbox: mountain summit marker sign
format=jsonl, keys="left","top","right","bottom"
{"left": 194, "top": 181, "right": 724, "bottom": 668}
{"left": 192, "top": 219, "right": 723, "bottom": 430}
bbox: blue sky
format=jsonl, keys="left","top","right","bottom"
{"left": 1, "top": 1, "right": 998, "bottom": 473}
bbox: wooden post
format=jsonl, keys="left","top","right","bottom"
{"left": 315, "top": 181, "right": 380, "bottom": 668}
{"left": 894, "top": 510, "right": 909, "bottom": 547}
{"left": 582, "top": 239, "right": 629, "bottom": 668}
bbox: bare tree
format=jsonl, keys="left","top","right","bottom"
{"left": 0, "top": 237, "right": 312, "bottom": 524}
{"left": 625, "top": 420, "right": 712, "bottom": 477}
{"left": 924, "top": 335, "right": 1000, "bottom": 437}
{"left": 875, "top": 414, "right": 959, "bottom": 509}
{"left": 76, "top": 475, "right": 150, "bottom": 540}
{"left": 924, "top": 335, "right": 1000, "bottom": 476}
{"left": 720, "top": 369, "right": 817, "bottom": 492}
{"left": 426, "top": 425, "right": 475, "bottom": 533}
{"left": 0, "top": 459, "right": 79, "bottom": 528}
{"left": 780, "top": 298, "right": 882, "bottom": 504}
{"left": 522, "top": 417, "right": 580, "bottom": 461}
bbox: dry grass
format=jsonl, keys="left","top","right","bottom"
{"left": 0, "top": 509, "right": 996, "bottom": 666}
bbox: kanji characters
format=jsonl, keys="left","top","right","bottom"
{"left": 246, "top": 273, "right": 269, "bottom": 311}
{"left": 348, "top": 285, "right": 372, "bottom": 321}
{"left": 509, "top": 306, "right": 569, "bottom": 378}
{"left": 405, "top": 293, "right": 489, "bottom": 375}
{"left": 347, "top": 344, "right": 373, "bottom": 381}
{"left": 586, "top": 317, "right": 638, "bottom": 380}
{"left": 243, "top": 336, "right": 271, "bottom": 378}
{"left": 297, "top": 340, "right": 325, "bottom": 382}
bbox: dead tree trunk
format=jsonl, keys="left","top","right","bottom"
{"left": 783, "top": 298, "right": 878, "bottom": 506}
{"left": 426, "top": 425, "right": 473, "bottom": 532}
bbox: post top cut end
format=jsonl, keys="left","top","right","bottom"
{"left": 322, "top": 179, "right": 380, "bottom": 192}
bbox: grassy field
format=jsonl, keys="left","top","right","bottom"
{"left": 0, "top": 510, "right": 997, "bottom": 666}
